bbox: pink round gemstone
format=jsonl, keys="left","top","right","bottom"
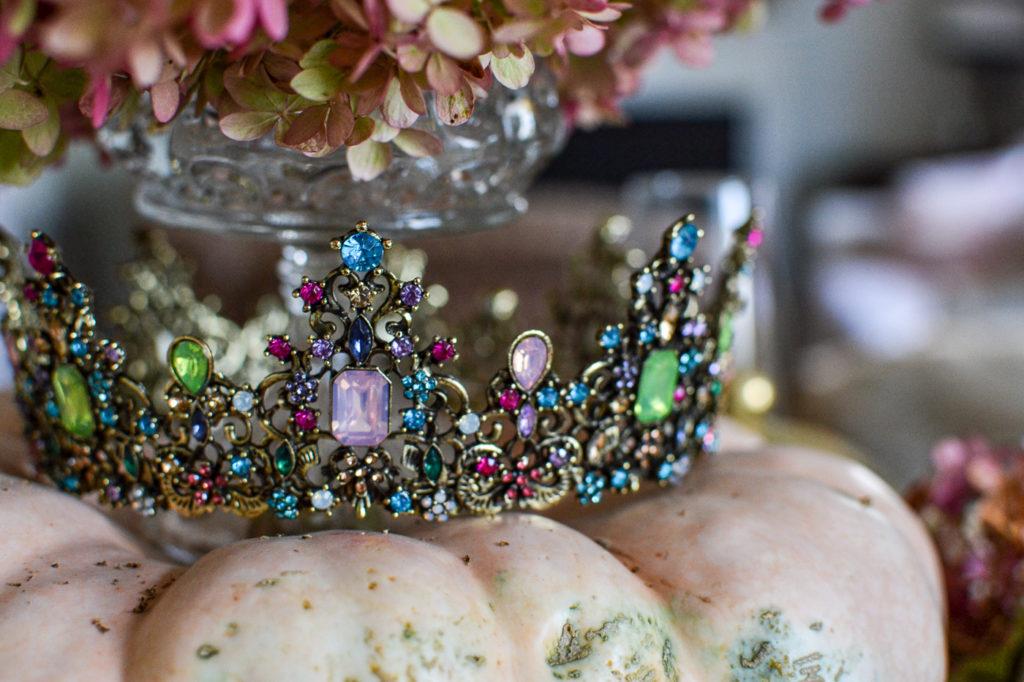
{"left": 530, "top": 468, "right": 542, "bottom": 481}
{"left": 521, "top": 487, "right": 535, "bottom": 498}
{"left": 669, "top": 276, "right": 684, "bottom": 294}
{"left": 502, "top": 472, "right": 514, "bottom": 483}
{"left": 431, "top": 339, "right": 456, "bottom": 363}
{"left": 500, "top": 389, "right": 520, "bottom": 411}
{"left": 186, "top": 473, "right": 201, "bottom": 486}
{"left": 194, "top": 491, "right": 209, "bottom": 504}
{"left": 506, "top": 488, "right": 518, "bottom": 499}
{"left": 747, "top": 229, "right": 764, "bottom": 248}
{"left": 674, "top": 387, "right": 686, "bottom": 402}
{"left": 516, "top": 474, "right": 527, "bottom": 486}
{"left": 295, "top": 409, "right": 317, "bottom": 430}
{"left": 23, "top": 284, "right": 36, "bottom": 301}
{"left": 267, "top": 337, "right": 291, "bottom": 359}
{"left": 476, "top": 457, "right": 498, "bottom": 476}
{"left": 27, "top": 239, "right": 54, "bottom": 276}
{"left": 299, "top": 281, "right": 323, "bottom": 305}
{"left": 211, "top": 493, "right": 224, "bottom": 505}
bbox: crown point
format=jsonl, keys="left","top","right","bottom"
{"left": 670, "top": 222, "right": 700, "bottom": 261}
{"left": 168, "top": 338, "right": 211, "bottom": 395}
{"left": 28, "top": 237, "right": 55, "bottom": 276}
{"left": 341, "top": 231, "right": 384, "bottom": 272}
{"left": 510, "top": 332, "right": 550, "bottom": 392}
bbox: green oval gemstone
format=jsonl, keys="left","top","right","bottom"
{"left": 169, "top": 338, "right": 210, "bottom": 395}
{"left": 52, "top": 365, "right": 95, "bottom": 438}
{"left": 423, "top": 447, "right": 442, "bottom": 482}
{"left": 275, "top": 444, "right": 295, "bottom": 476}
{"left": 634, "top": 350, "right": 679, "bottom": 425}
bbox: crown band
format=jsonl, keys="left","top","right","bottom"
{"left": 0, "top": 216, "right": 760, "bottom": 521}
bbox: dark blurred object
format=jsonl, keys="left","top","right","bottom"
{"left": 908, "top": 436, "right": 1024, "bottom": 681}
{"left": 795, "top": 141, "right": 1024, "bottom": 489}
{"left": 541, "top": 118, "right": 735, "bottom": 184}
{"left": 928, "top": 0, "right": 1024, "bottom": 146}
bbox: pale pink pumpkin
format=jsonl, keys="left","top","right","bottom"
{"left": 0, "top": 417, "right": 945, "bottom": 680}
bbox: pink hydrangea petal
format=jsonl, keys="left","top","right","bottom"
{"left": 565, "top": 24, "right": 605, "bottom": 56}
{"left": 88, "top": 76, "right": 111, "bottom": 129}
{"left": 426, "top": 7, "right": 485, "bottom": 61}
{"left": 256, "top": 0, "right": 288, "bottom": 40}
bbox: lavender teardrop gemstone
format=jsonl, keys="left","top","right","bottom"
{"left": 510, "top": 334, "right": 549, "bottom": 392}
{"left": 517, "top": 403, "right": 536, "bottom": 438}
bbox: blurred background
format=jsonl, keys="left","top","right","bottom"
{"left": 2, "top": 0, "right": 1023, "bottom": 491}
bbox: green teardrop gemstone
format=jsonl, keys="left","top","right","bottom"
{"left": 169, "top": 338, "right": 210, "bottom": 395}
{"left": 634, "top": 350, "right": 679, "bottom": 425}
{"left": 275, "top": 444, "right": 295, "bottom": 476}
{"left": 123, "top": 451, "right": 139, "bottom": 479}
{"left": 52, "top": 365, "right": 95, "bottom": 438}
{"left": 423, "top": 447, "right": 442, "bottom": 482}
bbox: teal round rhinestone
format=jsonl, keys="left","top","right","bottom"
{"left": 341, "top": 232, "right": 384, "bottom": 272}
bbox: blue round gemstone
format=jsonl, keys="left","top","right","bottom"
{"left": 671, "top": 223, "right": 700, "bottom": 260}
{"left": 44, "top": 400, "right": 59, "bottom": 418}
{"left": 41, "top": 289, "right": 58, "bottom": 307}
{"left": 61, "top": 476, "right": 80, "bottom": 492}
{"left": 139, "top": 416, "right": 159, "bottom": 436}
{"left": 341, "top": 231, "right": 384, "bottom": 272}
{"left": 600, "top": 327, "right": 621, "bottom": 349}
{"left": 403, "top": 408, "right": 426, "bottom": 430}
{"left": 657, "top": 461, "right": 673, "bottom": 480}
{"left": 230, "top": 457, "right": 252, "bottom": 476}
{"left": 389, "top": 491, "right": 412, "bottom": 513}
{"left": 639, "top": 325, "right": 656, "bottom": 344}
{"left": 568, "top": 382, "right": 589, "bottom": 405}
{"left": 70, "top": 288, "right": 88, "bottom": 306}
{"left": 537, "top": 386, "right": 559, "bottom": 408}
{"left": 70, "top": 339, "right": 87, "bottom": 357}
{"left": 694, "top": 421, "right": 709, "bottom": 438}
{"left": 99, "top": 407, "right": 118, "bottom": 426}
{"left": 610, "top": 469, "right": 629, "bottom": 489}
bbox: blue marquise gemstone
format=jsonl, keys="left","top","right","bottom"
{"left": 341, "top": 232, "right": 384, "bottom": 272}
{"left": 191, "top": 409, "right": 209, "bottom": 442}
{"left": 671, "top": 222, "right": 700, "bottom": 261}
{"left": 347, "top": 316, "right": 373, "bottom": 364}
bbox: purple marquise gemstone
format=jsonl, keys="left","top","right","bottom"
{"left": 332, "top": 369, "right": 391, "bottom": 447}
{"left": 510, "top": 333, "right": 549, "bottom": 392}
{"left": 517, "top": 403, "right": 536, "bottom": 438}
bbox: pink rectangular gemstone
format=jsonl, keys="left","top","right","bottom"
{"left": 332, "top": 369, "right": 391, "bottom": 447}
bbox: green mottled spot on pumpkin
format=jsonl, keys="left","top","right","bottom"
{"left": 169, "top": 338, "right": 210, "bottom": 395}
{"left": 547, "top": 610, "right": 680, "bottom": 682}
{"left": 52, "top": 365, "right": 94, "bottom": 437}
{"left": 196, "top": 643, "right": 219, "bottom": 659}
{"left": 634, "top": 350, "right": 679, "bottom": 424}
{"left": 726, "top": 607, "right": 857, "bottom": 680}
{"left": 423, "top": 446, "right": 442, "bottom": 482}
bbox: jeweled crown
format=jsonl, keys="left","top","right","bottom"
{"left": 0, "top": 216, "right": 759, "bottom": 521}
